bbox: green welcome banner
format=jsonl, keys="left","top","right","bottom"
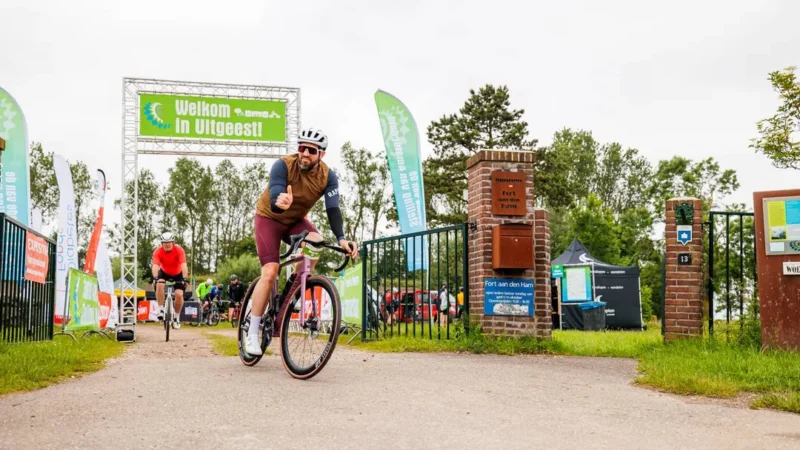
{"left": 139, "top": 93, "right": 286, "bottom": 142}
{"left": 336, "top": 262, "right": 363, "bottom": 326}
{"left": 65, "top": 268, "right": 100, "bottom": 332}
{"left": 374, "top": 90, "right": 428, "bottom": 271}
{"left": 0, "top": 87, "right": 31, "bottom": 225}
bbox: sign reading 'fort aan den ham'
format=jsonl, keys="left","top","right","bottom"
{"left": 491, "top": 170, "right": 526, "bottom": 216}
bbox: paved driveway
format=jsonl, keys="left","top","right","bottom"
{"left": 1, "top": 325, "right": 798, "bottom": 449}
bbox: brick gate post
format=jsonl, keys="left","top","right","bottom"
{"left": 664, "top": 197, "right": 704, "bottom": 340}
{"left": 466, "top": 150, "right": 551, "bottom": 338}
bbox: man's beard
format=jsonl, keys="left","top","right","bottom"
{"left": 299, "top": 159, "right": 318, "bottom": 170}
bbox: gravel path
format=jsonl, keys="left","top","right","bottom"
{"left": 1, "top": 325, "right": 799, "bottom": 449}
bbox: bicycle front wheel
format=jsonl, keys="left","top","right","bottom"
{"left": 164, "top": 299, "right": 172, "bottom": 342}
{"left": 279, "top": 276, "right": 341, "bottom": 380}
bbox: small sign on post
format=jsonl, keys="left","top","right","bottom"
{"left": 677, "top": 225, "right": 692, "bottom": 246}
{"left": 678, "top": 253, "right": 692, "bottom": 265}
{"left": 784, "top": 261, "right": 800, "bottom": 275}
{"left": 484, "top": 278, "right": 534, "bottom": 316}
{"left": 551, "top": 264, "right": 564, "bottom": 278}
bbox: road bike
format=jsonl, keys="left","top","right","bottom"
{"left": 229, "top": 301, "right": 241, "bottom": 328}
{"left": 191, "top": 299, "right": 221, "bottom": 327}
{"left": 160, "top": 281, "right": 179, "bottom": 342}
{"left": 237, "top": 231, "right": 353, "bottom": 379}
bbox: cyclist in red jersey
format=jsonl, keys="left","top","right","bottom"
{"left": 151, "top": 232, "right": 190, "bottom": 328}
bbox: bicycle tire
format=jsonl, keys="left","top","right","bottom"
{"left": 211, "top": 309, "right": 221, "bottom": 326}
{"left": 165, "top": 297, "right": 172, "bottom": 342}
{"left": 237, "top": 276, "right": 269, "bottom": 367}
{"left": 279, "top": 276, "right": 341, "bottom": 380}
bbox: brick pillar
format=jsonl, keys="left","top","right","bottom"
{"left": 664, "top": 197, "right": 704, "bottom": 340}
{"left": 466, "top": 149, "right": 551, "bottom": 338}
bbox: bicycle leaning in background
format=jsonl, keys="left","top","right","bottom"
{"left": 237, "top": 231, "right": 353, "bottom": 380}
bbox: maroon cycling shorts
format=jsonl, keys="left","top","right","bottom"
{"left": 254, "top": 215, "right": 318, "bottom": 265}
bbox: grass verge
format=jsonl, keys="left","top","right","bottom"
{"left": 203, "top": 332, "right": 240, "bottom": 356}
{"left": 0, "top": 336, "right": 125, "bottom": 395}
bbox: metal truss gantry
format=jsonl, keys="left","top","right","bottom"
{"left": 119, "top": 77, "right": 300, "bottom": 341}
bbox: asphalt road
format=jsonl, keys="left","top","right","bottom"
{"left": 1, "top": 325, "right": 799, "bottom": 449}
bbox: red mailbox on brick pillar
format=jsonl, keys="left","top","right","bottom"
{"left": 466, "top": 149, "right": 551, "bottom": 338}
{"left": 663, "top": 197, "right": 704, "bottom": 340}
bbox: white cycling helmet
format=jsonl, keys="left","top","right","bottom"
{"left": 206, "top": 278, "right": 213, "bottom": 284}
{"left": 298, "top": 127, "right": 328, "bottom": 150}
{"left": 160, "top": 232, "right": 175, "bottom": 243}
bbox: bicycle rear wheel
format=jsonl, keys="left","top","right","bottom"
{"left": 279, "top": 276, "right": 341, "bottom": 380}
{"left": 237, "top": 277, "right": 270, "bottom": 366}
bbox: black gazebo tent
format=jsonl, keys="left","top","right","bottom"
{"left": 552, "top": 239, "right": 643, "bottom": 330}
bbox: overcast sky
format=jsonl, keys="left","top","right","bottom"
{"left": 2, "top": 0, "right": 798, "bottom": 232}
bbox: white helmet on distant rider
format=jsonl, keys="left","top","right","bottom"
{"left": 160, "top": 232, "right": 175, "bottom": 243}
{"left": 298, "top": 127, "right": 328, "bottom": 150}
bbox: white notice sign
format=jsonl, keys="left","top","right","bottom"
{"left": 783, "top": 262, "right": 800, "bottom": 275}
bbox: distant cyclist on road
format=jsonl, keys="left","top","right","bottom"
{"left": 245, "top": 127, "right": 359, "bottom": 355}
{"left": 227, "top": 274, "right": 246, "bottom": 321}
{"left": 201, "top": 283, "right": 223, "bottom": 325}
{"left": 151, "top": 232, "right": 189, "bottom": 329}
{"left": 196, "top": 278, "right": 213, "bottom": 302}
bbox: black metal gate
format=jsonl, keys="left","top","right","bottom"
{"left": 0, "top": 214, "right": 57, "bottom": 343}
{"left": 705, "top": 211, "right": 758, "bottom": 335}
{"left": 361, "top": 224, "right": 469, "bottom": 341}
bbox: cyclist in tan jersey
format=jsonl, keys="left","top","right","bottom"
{"left": 245, "top": 128, "right": 358, "bottom": 355}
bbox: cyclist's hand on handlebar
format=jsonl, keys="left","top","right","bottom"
{"left": 339, "top": 239, "right": 359, "bottom": 259}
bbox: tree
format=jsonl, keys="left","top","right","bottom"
{"left": 340, "top": 142, "right": 392, "bottom": 241}
{"left": 215, "top": 254, "right": 262, "bottom": 287}
{"left": 425, "top": 85, "right": 536, "bottom": 225}
{"left": 28, "top": 143, "right": 58, "bottom": 222}
{"left": 647, "top": 157, "right": 739, "bottom": 219}
{"left": 556, "top": 194, "right": 622, "bottom": 265}
{"left": 594, "top": 143, "right": 652, "bottom": 214}
{"left": 69, "top": 161, "right": 95, "bottom": 266}
{"left": 751, "top": 66, "right": 800, "bottom": 170}
{"left": 534, "top": 129, "right": 598, "bottom": 209}
{"left": 113, "top": 168, "right": 162, "bottom": 279}
{"left": 366, "top": 152, "right": 391, "bottom": 240}
{"left": 164, "top": 158, "right": 215, "bottom": 276}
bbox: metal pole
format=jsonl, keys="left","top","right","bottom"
{"left": 726, "top": 214, "right": 731, "bottom": 324}
{"left": 739, "top": 214, "right": 744, "bottom": 328}
{"left": 708, "top": 215, "right": 715, "bottom": 335}
{"left": 462, "top": 223, "right": 469, "bottom": 333}
{"left": 361, "top": 244, "right": 367, "bottom": 341}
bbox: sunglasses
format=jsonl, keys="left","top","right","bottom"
{"left": 298, "top": 145, "right": 320, "bottom": 156}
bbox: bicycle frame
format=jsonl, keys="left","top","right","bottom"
{"left": 270, "top": 253, "right": 315, "bottom": 338}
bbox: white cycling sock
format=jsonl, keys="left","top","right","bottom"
{"left": 249, "top": 316, "right": 261, "bottom": 338}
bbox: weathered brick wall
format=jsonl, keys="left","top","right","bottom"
{"left": 664, "top": 197, "right": 704, "bottom": 340}
{"left": 466, "top": 150, "right": 551, "bottom": 338}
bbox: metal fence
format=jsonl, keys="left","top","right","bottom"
{"left": 706, "top": 211, "right": 758, "bottom": 335}
{"left": 361, "top": 224, "right": 469, "bottom": 341}
{"left": 0, "top": 214, "right": 57, "bottom": 343}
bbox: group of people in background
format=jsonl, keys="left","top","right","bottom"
{"left": 196, "top": 275, "right": 247, "bottom": 323}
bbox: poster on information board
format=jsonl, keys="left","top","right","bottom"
{"left": 763, "top": 196, "right": 800, "bottom": 256}
{"left": 561, "top": 266, "right": 593, "bottom": 303}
